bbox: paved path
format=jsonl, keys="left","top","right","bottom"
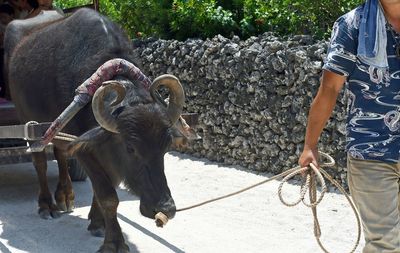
{"left": 0, "top": 152, "right": 363, "bottom": 253}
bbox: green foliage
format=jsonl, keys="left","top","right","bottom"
{"left": 170, "top": 0, "right": 237, "bottom": 40}
{"left": 239, "top": 0, "right": 364, "bottom": 39}
{"left": 53, "top": 0, "right": 92, "bottom": 9}
{"left": 53, "top": 0, "right": 364, "bottom": 40}
{"left": 102, "top": 0, "right": 173, "bottom": 39}
{"left": 54, "top": 0, "right": 172, "bottom": 39}
{"left": 240, "top": 0, "right": 270, "bottom": 38}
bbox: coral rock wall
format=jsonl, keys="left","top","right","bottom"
{"left": 133, "top": 33, "right": 348, "bottom": 186}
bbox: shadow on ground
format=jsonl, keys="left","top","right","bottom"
{"left": 0, "top": 160, "right": 183, "bottom": 253}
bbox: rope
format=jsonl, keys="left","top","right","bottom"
{"left": 42, "top": 130, "right": 362, "bottom": 252}
{"left": 175, "top": 152, "right": 361, "bottom": 253}
{"left": 53, "top": 132, "right": 78, "bottom": 142}
{"left": 43, "top": 131, "right": 362, "bottom": 252}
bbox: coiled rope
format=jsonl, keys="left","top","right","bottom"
{"left": 174, "top": 152, "right": 361, "bottom": 253}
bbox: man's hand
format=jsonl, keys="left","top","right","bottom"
{"left": 299, "top": 146, "right": 320, "bottom": 168}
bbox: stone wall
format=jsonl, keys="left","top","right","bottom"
{"left": 133, "top": 33, "right": 349, "bottom": 186}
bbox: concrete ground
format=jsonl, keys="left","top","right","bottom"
{"left": 0, "top": 151, "right": 363, "bottom": 253}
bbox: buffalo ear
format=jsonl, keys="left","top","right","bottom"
{"left": 67, "top": 127, "right": 107, "bottom": 156}
{"left": 112, "top": 106, "right": 126, "bottom": 117}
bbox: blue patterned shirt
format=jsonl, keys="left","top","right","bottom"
{"left": 323, "top": 6, "right": 400, "bottom": 163}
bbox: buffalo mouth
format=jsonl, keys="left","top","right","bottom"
{"left": 154, "top": 208, "right": 176, "bottom": 227}
{"left": 139, "top": 200, "right": 176, "bottom": 221}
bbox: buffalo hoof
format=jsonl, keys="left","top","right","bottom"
{"left": 88, "top": 220, "right": 105, "bottom": 237}
{"left": 96, "top": 242, "right": 129, "bottom": 253}
{"left": 39, "top": 207, "right": 61, "bottom": 219}
{"left": 89, "top": 227, "right": 105, "bottom": 238}
{"left": 56, "top": 199, "right": 74, "bottom": 213}
{"left": 55, "top": 188, "right": 75, "bottom": 213}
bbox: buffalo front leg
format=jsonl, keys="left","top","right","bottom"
{"left": 76, "top": 153, "right": 129, "bottom": 253}
{"left": 31, "top": 150, "right": 61, "bottom": 219}
{"left": 95, "top": 194, "right": 129, "bottom": 253}
{"left": 88, "top": 194, "right": 105, "bottom": 237}
{"left": 53, "top": 147, "right": 75, "bottom": 212}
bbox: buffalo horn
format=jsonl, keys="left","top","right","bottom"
{"left": 92, "top": 80, "right": 126, "bottom": 133}
{"left": 150, "top": 75, "right": 185, "bottom": 124}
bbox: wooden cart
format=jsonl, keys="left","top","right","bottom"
{"left": 0, "top": 0, "right": 101, "bottom": 180}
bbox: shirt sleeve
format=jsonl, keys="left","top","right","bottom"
{"left": 323, "top": 15, "right": 358, "bottom": 77}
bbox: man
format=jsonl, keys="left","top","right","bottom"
{"left": 0, "top": 3, "right": 15, "bottom": 25}
{"left": 8, "top": 0, "right": 37, "bottom": 19}
{"left": 8, "top": 0, "right": 52, "bottom": 19}
{"left": 28, "top": 0, "right": 53, "bottom": 18}
{"left": 299, "top": 0, "right": 400, "bottom": 252}
{"left": 0, "top": 2, "right": 15, "bottom": 98}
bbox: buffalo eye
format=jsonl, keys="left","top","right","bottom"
{"left": 112, "top": 106, "right": 125, "bottom": 117}
{"left": 164, "top": 130, "right": 173, "bottom": 148}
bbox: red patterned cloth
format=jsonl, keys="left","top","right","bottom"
{"left": 76, "top": 58, "right": 151, "bottom": 95}
{"left": 30, "top": 59, "right": 151, "bottom": 152}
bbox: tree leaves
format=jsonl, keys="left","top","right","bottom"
{"left": 54, "top": 0, "right": 364, "bottom": 40}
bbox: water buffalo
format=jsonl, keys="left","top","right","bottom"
{"left": 5, "top": 8, "right": 191, "bottom": 252}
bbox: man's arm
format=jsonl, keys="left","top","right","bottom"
{"left": 298, "top": 70, "right": 346, "bottom": 167}
{"left": 26, "top": 0, "right": 53, "bottom": 18}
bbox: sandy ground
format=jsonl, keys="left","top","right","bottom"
{"left": 0, "top": 151, "right": 364, "bottom": 253}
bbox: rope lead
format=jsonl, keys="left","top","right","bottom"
{"left": 173, "top": 152, "right": 361, "bottom": 253}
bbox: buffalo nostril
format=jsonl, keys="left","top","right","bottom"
{"left": 156, "top": 195, "right": 176, "bottom": 217}
{"left": 168, "top": 205, "right": 176, "bottom": 219}
{"left": 154, "top": 199, "right": 176, "bottom": 227}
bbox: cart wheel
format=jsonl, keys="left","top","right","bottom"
{"left": 67, "top": 158, "right": 87, "bottom": 181}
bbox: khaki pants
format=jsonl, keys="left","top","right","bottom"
{"left": 347, "top": 155, "right": 400, "bottom": 253}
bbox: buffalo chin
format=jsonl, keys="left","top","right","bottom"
{"left": 139, "top": 203, "right": 156, "bottom": 219}
{"left": 122, "top": 179, "right": 155, "bottom": 219}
